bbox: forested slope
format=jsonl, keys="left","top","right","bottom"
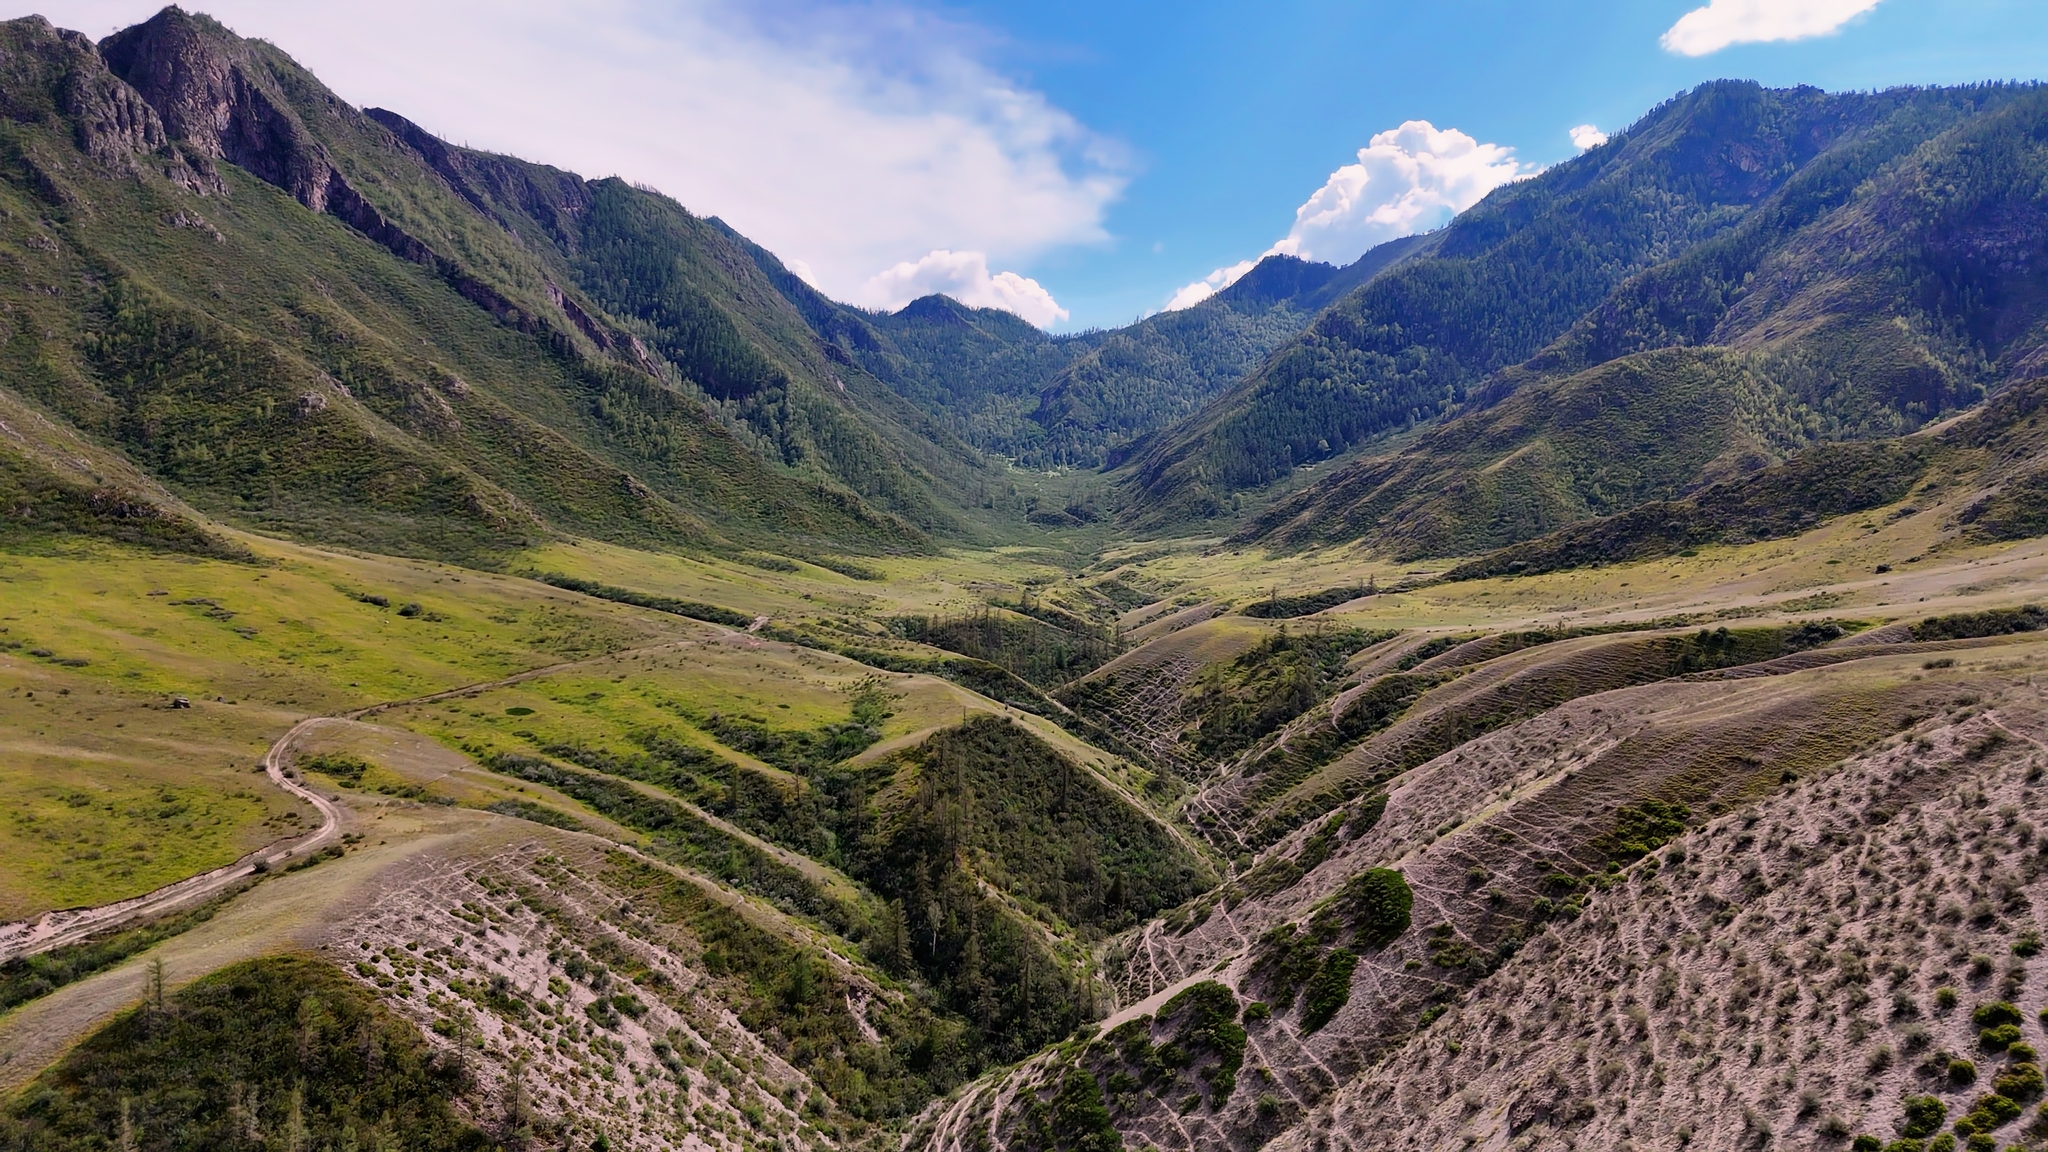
{"left": 1244, "top": 83, "right": 2048, "bottom": 556}
{"left": 1125, "top": 81, "right": 2036, "bottom": 529}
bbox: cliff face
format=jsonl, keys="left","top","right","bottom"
{"left": 99, "top": 7, "right": 330, "bottom": 205}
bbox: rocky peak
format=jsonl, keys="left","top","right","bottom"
{"left": 0, "top": 16, "right": 166, "bottom": 163}
{"left": 100, "top": 6, "right": 334, "bottom": 209}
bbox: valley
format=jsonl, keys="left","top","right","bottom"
{"left": 0, "top": 7, "right": 2047, "bottom": 1152}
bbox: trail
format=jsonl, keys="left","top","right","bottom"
{"left": 0, "top": 636, "right": 722, "bottom": 964}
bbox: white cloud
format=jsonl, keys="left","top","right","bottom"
{"left": 1162, "top": 121, "right": 1524, "bottom": 312}
{"left": 864, "top": 250, "right": 1067, "bottom": 327}
{"left": 31, "top": 0, "right": 1124, "bottom": 319}
{"left": 1161, "top": 260, "right": 1257, "bottom": 312}
{"left": 1661, "top": 0, "right": 1882, "bottom": 56}
{"left": 1569, "top": 124, "right": 1609, "bottom": 151}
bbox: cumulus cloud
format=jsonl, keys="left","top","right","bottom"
{"left": 33, "top": 0, "right": 1124, "bottom": 324}
{"left": 864, "top": 250, "right": 1068, "bottom": 327}
{"left": 1160, "top": 260, "right": 1257, "bottom": 312}
{"left": 1162, "top": 121, "right": 1524, "bottom": 312}
{"left": 1269, "top": 122, "right": 1524, "bottom": 264}
{"left": 1661, "top": 0, "right": 1882, "bottom": 56}
{"left": 1570, "top": 124, "right": 1609, "bottom": 151}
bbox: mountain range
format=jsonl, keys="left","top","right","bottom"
{"left": 5, "top": 10, "right": 2048, "bottom": 1152}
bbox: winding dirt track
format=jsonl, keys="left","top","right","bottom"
{"left": 0, "top": 643, "right": 691, "bottom": 965}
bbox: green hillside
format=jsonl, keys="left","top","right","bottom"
{"left": 0, "top": 8, "right": 1017, "bottom": 566}
{"left": 737, "top": 241, "right": 1416, "bottom": 471}
{"left": 1124, "top": 81, "right": 2037, "bottom": 529}
{"left": 1237, "top": 83, "right": 2048, "bottom": 554}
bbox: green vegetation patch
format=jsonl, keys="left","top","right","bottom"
{"left": 1912, "top": 605, "right": 2048, "bottom": 642}
{"left": 1021, "top": 1067, "right": 1122, "bottom": 1152}
{"left": 1180, "top": 627, "right": 1392, "bottom": 764}
{"left": 534, "top": 573, "right": 753, "bottom": 629}
{"left": 1593, "top": 800, "right": 1691, "bottom": 864}
{"left": 1297, "top": 948, "right": 1359, "bottom": 1033}
{"left": 1239, "top": 584, "right": 1373, "bottom": 620}
{"left": 0, "top": 956, "right": 489, "bottom": 1151}
{"left": 0, "top": 887, "right": 247, "bottom": 1016}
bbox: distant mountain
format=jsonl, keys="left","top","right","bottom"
{"left": 739, "top": 241, "right": 1422, "bottom": 471}
{"left": 0, "top": 7, "right": 1019, "bottom": 564}
{"left": 1124, "top": 80, "right": 2044, "bottom": 531}
{"left": 1242, "top": 81, "right": 2048, "bottom": 555}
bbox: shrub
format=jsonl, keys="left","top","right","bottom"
{"left": 1901, "top": 1094, "right": 1948, "bottom": 1138}
{"left": 1243, "top": 1002, "right": 1271, "bottom": 1021}
{"left": 2008, "top": 1043, "right": 2038, "bottom": 1064}
{"left": 1298, "top": 949, "right": 1359, "bottom": 1034}
{"left": 1992, "top": 1063, "right": 2043, "bottom": 1101}
{"left": 1043, "top": 1068, "right": 1120, "bottom": 1152}
{"left": 1974, "top": 1003, "right": 2023, "bottom": 1029}
{"left": 1854, "top": 1136, "right": 1884, "bottom": 1152}
{"left": 1928, "top": 1135, "right": 1956, "bottom": 1152}
{"left": 2014, "top": 932, "right": 2042, "bottom": 958}
{"left": 1937, "top": 987, "right": 1960, "bottom": 1011}
{"left": 1329, "top": 869, "right": 1412, "bottom": 949}
{"left": 1951, "top": 1059, "right": 1979, "bottom": 1085}
{"left": 1980, "top": 1025, "right": 2022, "bottom": 1052}
{"left": 1882, "top": 1140, "right": 1925, "bottom": 1152}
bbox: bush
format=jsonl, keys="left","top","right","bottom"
{"left": 1974, "top": 1002, "right": 2023, "bottom": 1029}
{"left": 1330, "top": 869, "right": 1413, "bottom": 949}
{"left": 1980, "top": 1025, "right": 2022, "bottom": 1052}
{"left": 1042, "top": 1068, "right": 1121, "bottom": 1152}
{"left": 1901, "top": 1094, "right": 1948, "bottom": 1138}
{"left": 1937, "top": 987, "right": 1959, "bottom": 1011}
{"left": 1992, "top": 1063, "right": 2044, "bottom": 1101}
{"left": 1298, "top": 949, "right": 1359, "bottom": 1034}
{"left": 1854, "top": 1136, "right": 1883, "bottom": 1152}
{"left": 1951, "top": 1059, "right": 1979, "bottom": 1085}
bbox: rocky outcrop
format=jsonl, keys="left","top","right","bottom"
{"left": 99, "top": 7, "right": 331, "bottom": 208}
{"left": 94, "top": 8, "right": 589, "bottom": 349}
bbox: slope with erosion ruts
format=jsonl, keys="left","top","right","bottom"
{"left": 1124, "top": 80, "right": 1997, "bottom": 528}
{"left": 909, "top": 632, "right": 2048, "bottom": 1152}
{"left": 1275, "top": 672, "right": 2048, "bottom": 1152}
{"left": 1244, "top": 85, "right": 2048, "bottom": 556}
{"left": 0, "top": 528, "right": 1218, "bottom": 1144}
{"left": 1218, "top": 621, "right": 1867, "bottom": 852}
{"left": 1055, "top": 614, "right": 1283, "bottom": 782}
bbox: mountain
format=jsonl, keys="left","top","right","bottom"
{"left": 15, "top": 13, "right": 2048, "bottom": 1152}
{"left": 736, "top": 240, "right": 1420, "bottom": 471}
{"left": 0, "top": 7, "right": 1027, "bottom": 566}
{"left": 1122, "top": 80, "right": 2042, "bottom": 530}
{"left": 1241, "top": 81, "right": 2048, "bottom": 555}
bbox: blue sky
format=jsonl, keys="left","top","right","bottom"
{"left": 27, "top": 0, "right": 2048, "bottom": 330}
{"left": 975, "top": 0, "right": 2048, "bottom": 327}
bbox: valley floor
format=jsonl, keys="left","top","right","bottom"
{"left": 5, "top": 500, "right": 2048, "bottom": 1152}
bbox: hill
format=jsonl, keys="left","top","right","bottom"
{"left": 0, "top": 7, "right": 1033, "bottom": 566}
{"left": 1125, "top": 80, "right": 2042, "bottom": 530}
